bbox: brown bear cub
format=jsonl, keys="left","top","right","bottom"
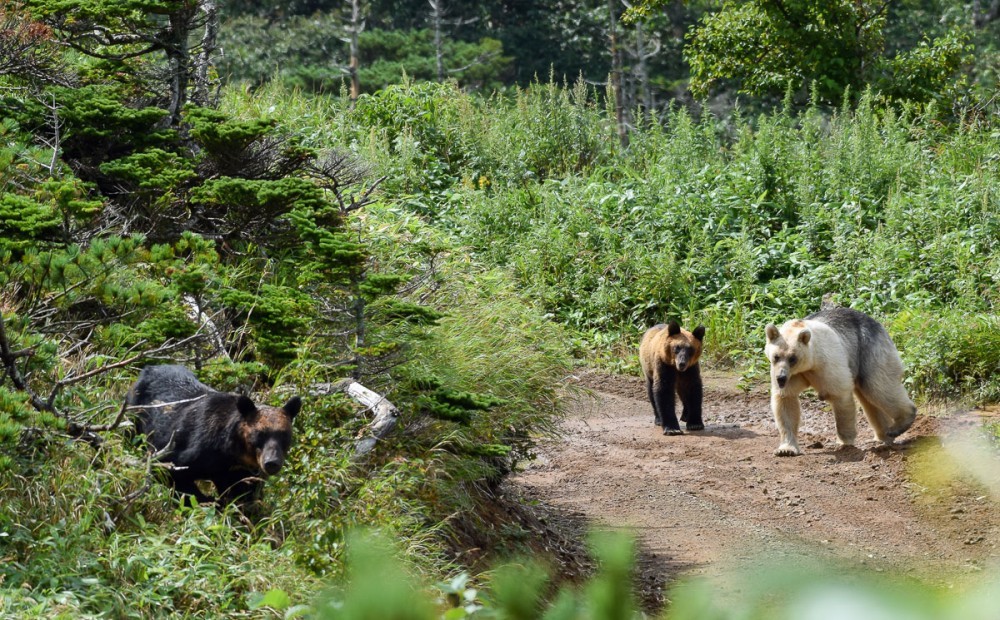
{"left": 126, "top": 364, "right": 302, "bottom": 505}
{"left": 639, "top": 321, "right": 706, "bottom": 435}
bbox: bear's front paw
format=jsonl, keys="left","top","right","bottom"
{"left": 686, "top": 423, "right": 705, "bottom": 431}
{"left": 663, "top": 428, "right": 684, "bottom": 436}
{"left": 886, "top": 418, "right": 915, "bottom": 439}
{"left": 773, "top": 444, "right": 801, "bottom": 456}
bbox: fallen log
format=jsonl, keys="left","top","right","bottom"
{"left": 332, "top": 379, "right": 400, "bottom": 457}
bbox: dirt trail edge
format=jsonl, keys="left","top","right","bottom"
{"left": 512, "top": 370, "right": 1000, "bottom": 610}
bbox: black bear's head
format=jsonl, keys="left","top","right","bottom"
{"left": 237, "top": 395, "right": 302, "bottom": 476}
{"left": 665, "top": 321, "right": 706, "bottom": 372}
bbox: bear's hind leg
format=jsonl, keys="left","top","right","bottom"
{"left": 830, "top": 394, "right": 858, "bottom": 448}
{"left": 645, "top": 377, "right": 661, "bottom": 426}
{"left": 860, "top": 383, "right": 916, "bottom": 442}
{"left": 886, "top": 399, "right": 917, "bottom": 440}
{"left": 854, "top": 390, "right": 891, "bottom": 443}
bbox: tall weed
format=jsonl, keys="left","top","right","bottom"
{"left": 307, "top": 82, "right": 1000, "bottom": 397}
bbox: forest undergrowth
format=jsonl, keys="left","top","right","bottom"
{"left": 2, "top": 19, "right": 999, "bottom": 614}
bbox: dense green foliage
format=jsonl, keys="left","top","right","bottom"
{"left": 1, "top": 2, "right": 573, "bottom": 616}
{"left": 241, "top": 528, "right": 1000, "bottom": 620}
{"left": 683, "top": 1, "right": 973, "bottom": 104}
{"left": 221, "top": 15, "right": 511, "bottom": 94}
{"left": 3, "top": 0, "right": 1000, "bottom": 617}
{"left": 265, "top": 78, "right": 997, "bottom": 399}
{"left": 219, "top": 0, "right": 616, "bottom": 92}
{"left": 220, "top": 0, "right": 1000, "bottom": 115}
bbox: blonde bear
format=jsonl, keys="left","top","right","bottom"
{"left": 764, "top": 307, "right": 916, "bottom": 456}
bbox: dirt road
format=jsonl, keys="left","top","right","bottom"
{"left": 513, "top": 371, "right": 1000, "bottom": 609}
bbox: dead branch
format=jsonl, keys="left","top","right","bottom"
{"left": 0, "top": 307, "right": 211, "bottom": 445}
{"left": 192, "top": 0, "right": 220, "bottom": 107}
{"left": 53, "top": 331, "right": 206, "bottom": 392}
{"left": 84, "top": 394, "right": 202, "bottom": 433}
{"left": 332, "top": 379, "right": 401, "bottom": 457}
{"left": 341, "top": 175, "right": 387, "bottom": 214}
{"left": 0, "top": 310, "right": 50, "bottom": 412}
{"left": 118, "top": 431, "right": 179, "bottom": 507}
{"left": 0, "top": 8, "right": 74, "bottom": 86}
{"left": 182, "top": 294, "right": 231, "bottom": 361}
{"left": 447, "top": 50, "right": 501, "bottom": 74}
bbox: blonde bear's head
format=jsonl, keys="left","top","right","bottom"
{"left": 764, "top": 320, "right": 815, "bottom": 391}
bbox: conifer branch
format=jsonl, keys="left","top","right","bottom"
{"left": 0, "top": 311, "right": 49, "bottom": 412}
{"left": 2, "top": 306, "right": 210, "bottom": 444}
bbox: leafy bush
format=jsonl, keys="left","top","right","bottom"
{"left": 230, "top": 76, "right": 1000, "bottom": 397}
{"left": 250, "top": 528, "right": 1000, "bottom": 620}
{"left": 892, "top": 310, "right": 1000, "bottom": 404}
{"left": 0, "top": 428, "right": 321, "bottom": 617}
{"left": 325, "top": 81, "right": 1000, "bottom": 395}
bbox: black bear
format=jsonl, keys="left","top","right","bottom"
{"left": 639, "top": 321, "right": 706, "bottom": 435}
{"left": 126, "top": 364, "right": 302, "bottom": 505}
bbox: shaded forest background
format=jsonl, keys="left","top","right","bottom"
{"left": 219, "top": 0, "right": 1000, "bottom": 110}
{"left": 1, "top": 0, "right": 999, "bottom": 617}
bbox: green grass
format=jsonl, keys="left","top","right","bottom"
{"left": 0, "top": 192, "right": 575, "bottom": 616}
{"left": 5, "top": 69, "right": 1000, "bottom": 619}
{"left": 241, "top": 81, "right": 1000, "bottom": 401}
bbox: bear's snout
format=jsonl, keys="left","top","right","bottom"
{"left": 674, "top": 350, "right": 692, "bottom": 372}
{"left": 258, "top": 442, "right": 287, "bottom": 476}
{"left": 775, "top": 368, "right": 789, "bottom": 388}
{"left": 262, "top": 457, "right": 283, "bottom": 476}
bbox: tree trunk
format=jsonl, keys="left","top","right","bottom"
{"left": 430, "top": 0, "right": 445, "bottom": 82}
{"left": 349, "top": 0, "right": 362, "bottom": 104}
{"left": 192, "top": 0, "right": 219, "bottom": 107}
{"left": 974, "top": 0, "right": 1000, "bottom": 27}
{"left": 351, "top": 294, "right": 366, "bottom": 380}
{"left": 634, "top": 19, "right": 654, "bottom": 119}
{"left": 608, "top": 0, "right": 629, "bottom": 148}
{"left": 165, "top": 3, "right": 198, "bottom": 127}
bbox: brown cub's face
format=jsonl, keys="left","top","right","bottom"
{"left": 238, "top": 396, "right": 302, "bottom": 476}
{"left": 665, "top": 322, "right": 706, "bottom": 372}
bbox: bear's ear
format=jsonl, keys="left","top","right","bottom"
{"left": 667, "top": 321, "right": 681, "bottom": 336}
{"left": 236, "top": 395, "right": 257, "bottom": 419}
{"left": 692, "top": 325, "right": 706, "bottom": 342}
{"left": 797, "top": 329, "right": 812, "bottom": 345}
{"left": 765, "top": 324, "right": 780, "bottom": 343}
{"left": 283, "top": 396, "right": 302, "bottom": 419}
